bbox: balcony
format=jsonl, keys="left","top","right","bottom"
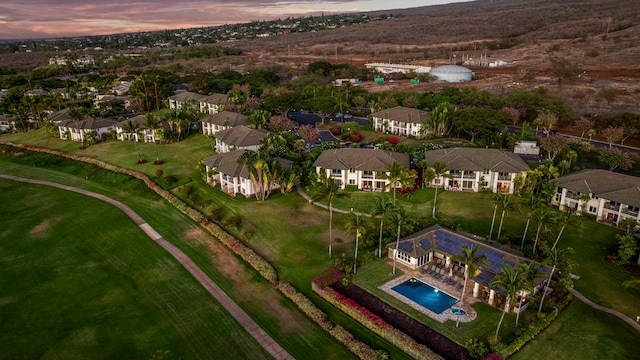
{"left": 497, "top": 175, "right": 511, "bottom": 181}
{"left": 604, "top": 203, "right": 620, "bottom": 212}
{"left": 622, "top": 208, "right": 639, "bottom": 217}
{"left": 463, "top": 173, "right": 476, "bottom": 179}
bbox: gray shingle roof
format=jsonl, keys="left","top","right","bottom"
{"left": 202, "top": 150, "right": 250, "bottom": 178}
{"left": 313, "top": 148, "right": 410, "bottom": 172}
{"left": 63, "top": 117, "right": 117, "bottom": 129}
{"left": 202, "top": 111, "right": 248, "bottom": 126}
{"left": 424, "top": 148, "right": 529, "bottom": 173}
{"left": 115, "top": 115, "right": 170, "bottom": 130}
{"left": 201, "top": 93, "right": 229, "bottom": 104}
{"left": 554, "top": 169, "right": 640, "bottom": 207}
{"left": 215, "top": 125, "right": 268, "bottom": 147}
{"left": 167, "top": 91, "right": 207, "bottom": 102}
{"left": 370, "top": 106, "right": 430, "bottom": 124}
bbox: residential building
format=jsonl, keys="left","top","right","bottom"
{"left": 552, "top": 169, "right": 640, "bottom": 225}
{"left": 202, "top": 111, "right": 248, "bottom": 135}
{"left": 24, "top": 89, "right": 48, "bottom": 97}
{"left": 365, "top": 63, "right": 431, "bottom": 74}
{"left": 58, "top": 117, "right": 116, "bottom": 142}
{"left": 371, "top": 106, "right": 430, "bottom": 138}
{"left": 114, "top": 115, "right": 168, "bottom": 143}
{"left": 199, "top": 93, "right": 229, "bottom": 114}
{"left": 214, "top": 125, "right": 268, "bottom": 153}
{"left": 0, "top": 114, "right": 15, "bottom": 132}
{"left": 202, "top": 150, "right": 292, "bottom": 197}
{"left": 424, "top": 148, "right": 529, "bottom": 194}
{"left": 514, "top": 141, "right": 540, "bottom": 156}
{"left": 167, "top": 91, "right": 206, "bottom": 111}
{"left": 313, "top": 148, "right": 410, "bottom": 190}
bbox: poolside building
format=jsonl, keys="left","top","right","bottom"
{"left": 388, "top": 225, "right": 546, "bottom": 313}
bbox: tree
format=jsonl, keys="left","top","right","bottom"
{"left": 534, "top": 110, "right": 558, "bottom": 137}
{"left": 617, "top": 233, "right": 639, "bottom": 264}
{"left": 278, "top": 166, "right": 301, "bottom": 194}
{"left": 551, "top": 208, "right": 581, "bottom": 250}
{"left": 312, "top": 172, "right": 343, "bottom": 258}
{"left": 247, "top": 109, "right": 270, "bottom": 129}
{"left": 488, "top": 192, "right": 503, "bottom": 241}
{"left": 383, "top": 162, "right": 417, "bottom": 205}
{"left": 68, "top": 106, "right": 87, "bottom": 148}
{"left": 520, "top": 194, "right": 546, "bottom": 249}
{"left": 371, "top": 196, "right": 394, "bottom": 258}
{"left": 387, "top": 204, "right": 407, "bottom": 275}
{"left": 620, "top": 217, "right": 638, "bottom": 234}
{"left": 598, "top": 148, "right": 633, "bottom": 172}
{"left": 600, "top": 126, "right": 624, "bottom": 148}
{"left": 531, "top": 208, "right": 556, "bottom": 255}
{"left": 238, "top": 151, "right": 281, "bottom": 201}
{"left": 345, "top": 211, "right": 366, "bottom": 274}
{"left": 267, "top": 113, "right": 294, "bottom": 133}
{"left": 297, "top": 124, "right": 320, "bottom": 146}
{"left": 144, "top": 113, "right": 161, "bottom": 162}
{"left": 497, "top": 194, "right": 518, "bottom": 239}
{"left": 451, "top": 245, "right": 488, "bottom": 305}
{"left": 538, "top": 246, "right": 575, "bottom": 313}
{"left": 574, "top": 117, "right": 594, "bottom": 139}
{"left": 431, "top": 161, "right": 452, "bottom": 218}
{"left": 502, "top": 107, "right": 521, "bottom": 126}
{"left": 429, "top": 102, "right": 455, "bottom": 137}
{"left": 539, "top": 135, "right": 569, "bottom": 161}
{"left": 515, "top": 262, "right": 541, "bottom": 326}
{"left": 491, "top": 264, "right": 526, "bottom": 342}
{"left": 122, "top": 120, "right": 143, "bottom": 162}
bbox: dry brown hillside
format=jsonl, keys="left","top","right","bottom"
{"left": 233, "top": 0, "right": 640, "bottom": 116}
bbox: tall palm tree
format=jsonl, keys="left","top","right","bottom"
{"left": 370, "top": 195, "right": 394, "bottom": 258}
{"left": 451, "top": 245, "right": 489, "bottom": 305}
{"left": 387, "top": 204, "right": 407, "bottom": 275}
{"left": 247, "top": 109, "right": 270, "bottom": 129}
{"left": 278, "top": 166, "right": 301, "bottom": 194}
{"left": 488, "top": 192, "right": 503, "bottom": 241}
{"left": 538, "top": 246, "right": 575, "bottom": 313}
{"left": 491, "top": 264, "right": 526, "bottom": 341}
{"left": 497, "top": 194, "right": 518, "bottom": 239}
{"left": 551, "top": 208, "right": 581, "bottom": 250}
{"left": 515, "top": 262, "right": 541, "bottom": 326}
{"left": 312, "top": 172, "right": 343, "bottom": 258}
{"left": 144, "top": 113, "right": 161, "bottom": 162}
{"left": 431, "top": 161, "right": 452, "bottom": 218}
{"left": 531, "top": 207, "right": 556, "bottom": 255}
{"left": 520, "top": 194, "right": 546, "bottom": 249}
{"left": 383, "top": 162, "right": 416, "bottom": 205}
{"left": 345, "top": 211, "right": 366, "bottom": 274}
{"left": 122, "top": 120, "right": 143, "bottom": 161}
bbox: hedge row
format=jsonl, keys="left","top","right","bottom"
{"left": 10, "top": 143, "right": 379, "bottom": 360}
{"left": 312, "top": 280, "right": 442, "bottom": 360}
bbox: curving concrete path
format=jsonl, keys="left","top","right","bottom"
{"left": 570, "top": 289, "right": 640, "bottom": 332}
{"left": 0, "top": 174, "right": 294, "bottom": 360}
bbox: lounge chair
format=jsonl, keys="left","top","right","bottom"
{"left": 456, "top": 281, "right": 465, "bottom": 290}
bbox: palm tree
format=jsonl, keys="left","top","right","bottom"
{"left": 345, "top": 211, "right": 366, "bottom": 274}
{"left": 387, "top": 204, "right": 407, "bottom": 275}
{"left": 515, "top": 262, "right": 541, "bottom": 326}
{"left": 247, "top": 109, "right": 270, "bottom": 129}
{"left": 431, "top": 161, "right": 452, "bottom": 218}
{"left": 520, "top": 194, "right": 546, "bottom": 249}
{"left": 370, "top": 195, "right": 394, "bottom": 258}
{"left": 144, "top": 113, "right": 161, "bottom": 162}
{"left": 312, "top": 172, "right": 343, "bottom": 258}
{"left": 68, "top": 106, "right": 87, "bottom": 147}
{"left": 620, "top": 217, "right": 638, "bottom": 234}
{"left": 122, "top": 120, "right": 143, "bottom": 162}
{"left": 383, "top": 162, "right": 416, "bottom": 205}
{"left": 551, "top": 208, "right": 581, "bottom": 250}
{"left": 451, "top": 245, "right": 489, "bottom": 305}
{"left": 538, "top": 246, "right": 575, "bottom": 313}
{"left": 488, "top": 192, "right": 503, "bottom": 241}
{"left": 278, "top": 166, "right": 301, "bottom": 194}
{"left": 497, "top": 194, "right": 518, "bottom": 239}
{"left": 531, "top": 207, "right": 556, "bottom": 255}
{"left": 491, "top": 264, "right": 526, "bottom": 342}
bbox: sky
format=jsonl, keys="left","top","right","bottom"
{"left": 0, "top": 0, "right": 470, "bottom": 40}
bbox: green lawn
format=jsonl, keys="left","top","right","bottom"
{"left": 0, "top": 179, "right": 271, "bottom": 360}
{"left": 3, "top": 131, "right": 640, "bottom": 359}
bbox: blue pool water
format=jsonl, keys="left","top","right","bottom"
{"left": 391, "top": 278, "right": 458, "bottom": 314}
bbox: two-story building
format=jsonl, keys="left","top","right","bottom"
{"left": 199, "top": 93, "right": 229, "bottom": 114}
{"left": 114, "top": 115, "right": 169, "bottom": 143}
{"left": 0, "top": 114, "right": 15, "bottom": 132}
{"left": 58, "top": 117, "right": 116, "bottom": 142}
{"left": 214, "top": 125, "right": 268, "bottom": 153}
{"left": 424, "top": 148, "right": 529, "bottom": 194}
{"left": 313, "top": 148, "right": 410, "bottom": 191}
{"left": 371, "top": 106, "right": 430, "bottom": 138}
{"left": 167, "top": 91, "right": 207, "bottom": 111}
{"left": 552, "top": 169, "right": 640, "bottom": 225}
{"left": 202, "top": 111, "right": 248, "bottom": 136}
{"left": 202, "top": 150, "right": 293, "bottom": 198}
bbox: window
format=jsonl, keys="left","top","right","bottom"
{"left": 331, "top": 169, "right": 342, "bottom": 176}
{"left": 483, "top": 169, "right": 490, "bottom": 175}
{"left": 588, "top": 206, "right": 597, "bottom": 213}
{"left": 396, "top": 251, "right": 411, "bottom": 264}
{"left": 349, "top": 168, "right": 355, "bottom": 173}
{"left": 349, "top": 179, "right": 355, "bottom": 185}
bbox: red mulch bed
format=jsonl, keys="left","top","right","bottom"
{"left": 332, "top": 283, "right": 471, "bottom": 360}
{"left": 624, "top": 264, "right": 640, "bottom": 276}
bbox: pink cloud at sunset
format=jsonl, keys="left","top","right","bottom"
{"left": 0, "top": 0, "right": 469, "bottom": 40}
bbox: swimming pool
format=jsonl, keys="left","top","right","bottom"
{"left": 391, "top": 278, "right": 458, "bottom": 314}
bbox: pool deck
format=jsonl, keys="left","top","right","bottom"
{"left": 379, "top": 267, "right": 478, "bottom": 324}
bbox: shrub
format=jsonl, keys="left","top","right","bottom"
{"left": 224, "top": 215, "right": 242, "bottom": 229}
{"left": 137, "top": 159, "right": 147, "bottom": 164}
{"left": 165, "top": 175, "right": 177, "bottom": 183}
{"left": 153, "top": 160, "right": 164, "bottom": 165}
{"left": 466, "top": 338, "right": 490, "bottom": 359}
{"left": 389, "top": 136, "right": 400, "bottom": 145}
{"left": 155, "top": 169, "right": 164, "bottom": 178}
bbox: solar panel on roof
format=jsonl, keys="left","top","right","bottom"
{"left": 420, "top": 239, "right": 431, "bottom": 250}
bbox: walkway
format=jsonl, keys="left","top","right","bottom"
{"left": 0, "top": 174, "right": 294, "bottom": 360}
{"left": 570, "top": 288, "right": 640, "bottom": 332}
